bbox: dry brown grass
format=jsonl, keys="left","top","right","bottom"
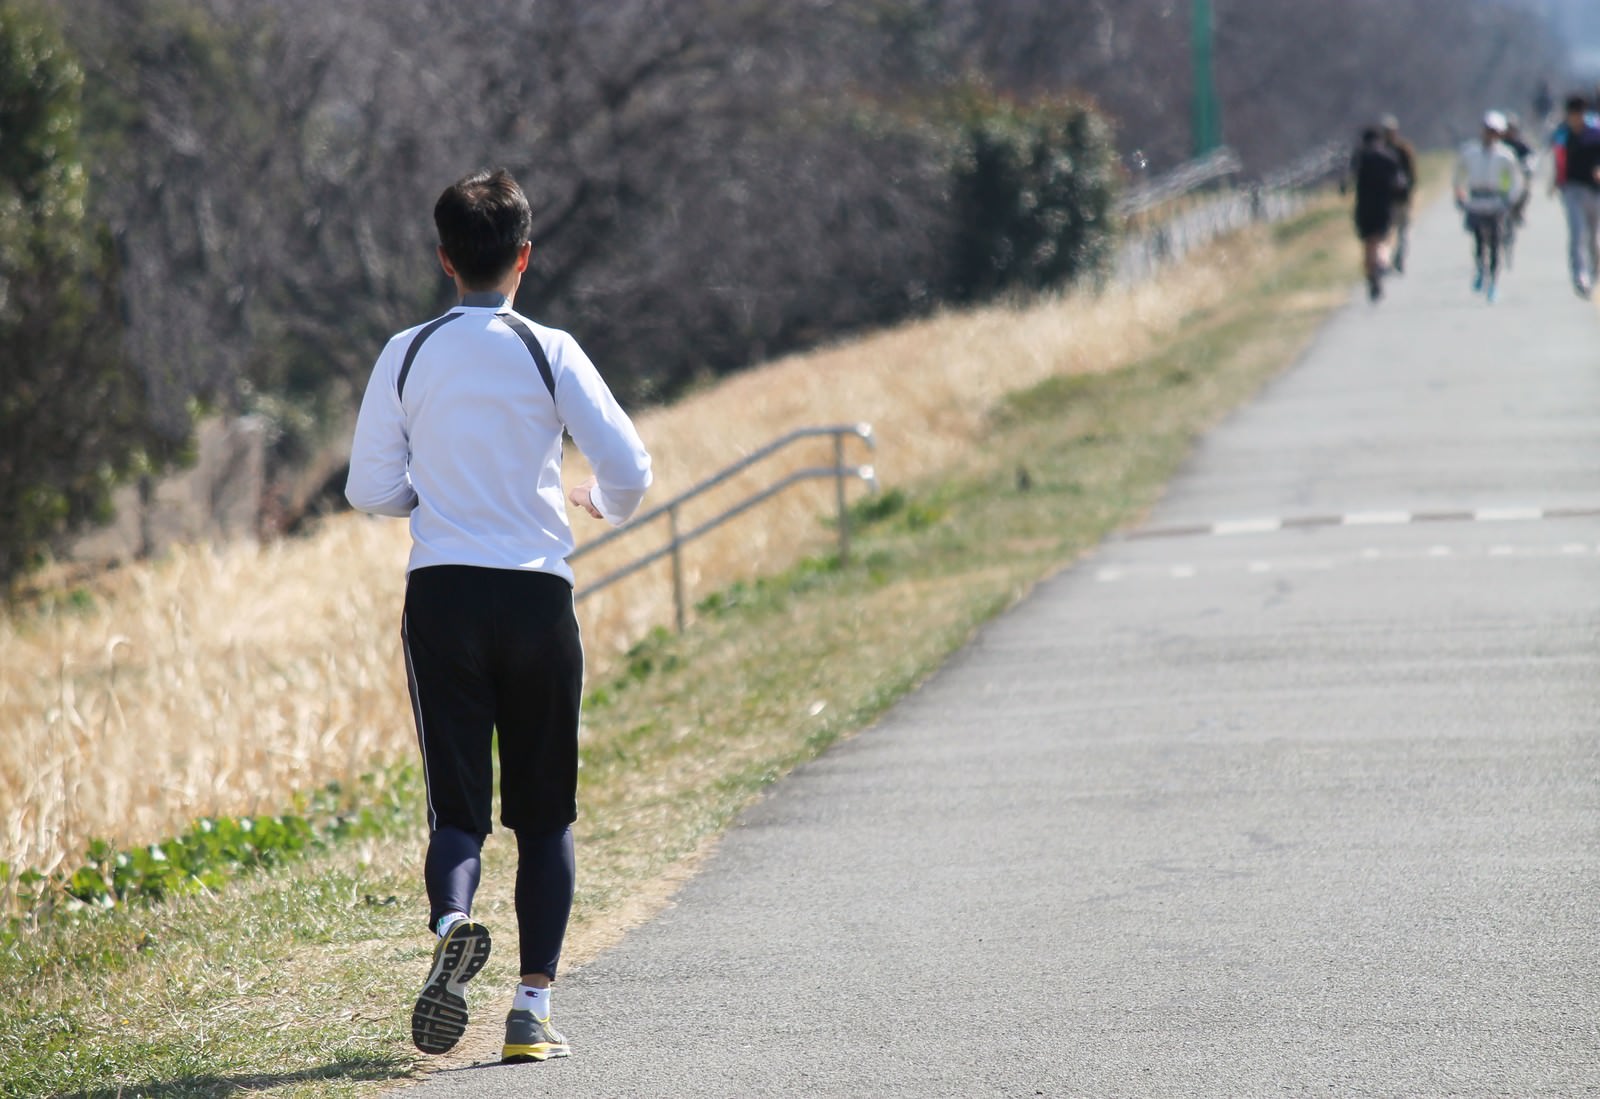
{"left": 2, "top": 195, "right": 1364, "bottom": 1094}
{"left": 570, "top": 257, "right": 1231, "bottom": 642}
{"left": 0, "top": 235, "right": 1257, "bottom": 880}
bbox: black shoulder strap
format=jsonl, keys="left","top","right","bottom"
{"left": 396, "top": 312, "right": 464, "bottom": 401}
{"left": 496, "top": 313, "right": 557, "bottom": 400}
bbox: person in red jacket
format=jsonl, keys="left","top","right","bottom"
{"left": 1551, "top": 95, "right": 1600, "bottom": 296}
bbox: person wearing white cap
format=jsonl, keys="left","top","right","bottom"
{"left": 1452, "top": 111, "right": 1526, "bottom": 301}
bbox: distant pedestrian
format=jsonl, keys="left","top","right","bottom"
{"left": 1452, "top": 111, "right": 1525, "bottom": 303}
{"left": 1351, "top": 127, "right": 1406, "bottom": 302}
{"left": 346, "top": 167, "right": 653, "bottom": 1062}
{"left": 1533, "top": 79, "right": 1554, "bottom": 126}
{"left": 1550, "top": 95, "right": 1600, "bottom": 297}
{"left": 1501, "top": 114, "right": 1536, "bottom": 225}
{"left": 1498, "top": 113, "right": 1537, "bottom": 268}
{"left": 1379, "top": 114, "right": 1418, "bottom": 273}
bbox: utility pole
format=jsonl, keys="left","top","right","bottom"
{"left": 1191, "top": 0, "right": 1222, "bottom": 157}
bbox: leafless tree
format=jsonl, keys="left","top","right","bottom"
{"left": 50, "top": 0, "right": 1562, "bottom": 537}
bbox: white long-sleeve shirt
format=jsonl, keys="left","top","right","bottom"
{"left": 346, "top": 295, "right": 652, "bottom": 582}
{"left": 1453, "top": 140, "right": 1526, "bottom": 213}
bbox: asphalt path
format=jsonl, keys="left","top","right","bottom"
{"left": 405, "top": 192, "right": 1600, "bottom": 1097}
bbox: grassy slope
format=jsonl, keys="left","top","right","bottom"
{"left": 0, "top": 196, "right": 1355, "bottom": 1098}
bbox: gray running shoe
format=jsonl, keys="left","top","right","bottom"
{"left": 502, "top": 1009, "right": 571, "bottom": 1063}
{"left": 411, "top": 920, "right": 492, "bottom": 1055}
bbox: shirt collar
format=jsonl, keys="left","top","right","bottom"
{"left": 458, "top": 291, "right": 510, "bottom": 310}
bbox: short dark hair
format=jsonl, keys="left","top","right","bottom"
{"left": 1360, "top": 127, "right": 1380, "bottom": 145}
{"left": 1566, "top": 95, "right": 1589, "bottom": 114}
{"left": 433, "top": 168, "right": 533, "bottom": 289}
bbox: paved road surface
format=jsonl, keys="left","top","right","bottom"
{"left": 406, "top": 194, "right": 1600, "bottom": 1097}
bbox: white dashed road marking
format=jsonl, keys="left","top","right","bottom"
{"left": 1212, "top": 518, "right": 1282, "bottom": 535}
{"left": 1126, "top": 504, "right": 1600, "bottom": 542}
{"left": 1343, "top": 510, "right": 1411, "bottom": 526}
{"left": 1096, "top": 505, "right": 1600, "bottom": 584}
{"left": 1091, "top": 542, "right": 1600, "bottom": 583}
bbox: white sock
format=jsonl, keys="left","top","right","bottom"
{"left": 435, "top": 911, "right": 469, "bottom": 939}
{"left": 512, "top": 983, "right": 552, "bottom": 1019}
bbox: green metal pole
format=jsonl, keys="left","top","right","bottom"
{"left": 1191, "top": 0, "right": 1221, "bottom": 157}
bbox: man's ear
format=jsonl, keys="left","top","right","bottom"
{"left": 437, "top": 245, "right": 458, "bottom": 278}
{"left": 515, "top": 241, "right": 532, "bottom": 273}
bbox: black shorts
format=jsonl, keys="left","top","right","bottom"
{"left": 1354, "top": 205, "right": 1392, "bottom": 241}
{"left": 402, "top": 565, "right": 583, "bottom": 835}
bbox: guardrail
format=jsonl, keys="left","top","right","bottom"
{"left": 1112, "top": 141, "right": 1344, "bottom": 285}
{"left": 1116, "top": 146, "right": 1244, "bottom": 218}
{"left": 1257, "top": 141, "right": 1346, "bottom": 192}
{"left": 571, "top": 423, "right": 877, "bottom": 632}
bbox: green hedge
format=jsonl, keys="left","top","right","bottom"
{"left": 941, "top": 85, "right": 1121, "bottom": 303}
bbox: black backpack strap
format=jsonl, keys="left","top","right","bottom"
{"left": 496, "top": 314, "right": 557, "bottom": 400}
{"left": 396, "top": 312, "right": 464, "bottom": 401}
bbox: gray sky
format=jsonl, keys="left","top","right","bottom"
{"left": 1541, "top": 0, "right": 1600, "bottom": 77}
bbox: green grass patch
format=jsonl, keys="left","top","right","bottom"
{"left": 2, "top": 770, "right": 419, "bottom": 940}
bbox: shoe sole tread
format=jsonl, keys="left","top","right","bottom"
{"left": 411, "top": 923, "right": 492, "bottom": 1055}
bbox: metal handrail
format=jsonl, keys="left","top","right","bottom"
{"left": 571, "top": 423, "right": 876, "bottom": 632}
{"left": 1111, "top": 140, "right": 1340, "bottom": 286}
{"left": 1257, "top": 141, "right": 1346, "bottom": 191}
{"left": 1117, "top": 146, "right": 1243, "bottom": 217}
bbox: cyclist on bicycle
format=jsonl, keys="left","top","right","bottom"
{"left": 1453, "top": 111, "right": 1525, "bottom": 302}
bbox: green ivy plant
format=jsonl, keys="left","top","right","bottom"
{"left": 0, "top": 766, "right": 420, "bottom": 944}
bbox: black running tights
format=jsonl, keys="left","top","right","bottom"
{"left": 424, "top": 824, "right": 576, "bottom": 979}
{"left": 1471, "top": 212, "right": 1503, "bottom": 277}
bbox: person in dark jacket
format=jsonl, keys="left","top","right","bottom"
{"left": 1552, "top": 95, "right": 1600, "bottom": 296}
{"left": 1352, "top": 127, "right": 1407, "bottom": 301}
{"left": 1379, "top": 115, "right": 1418, "bottom": 273}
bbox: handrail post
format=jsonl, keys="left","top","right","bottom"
{"left": 834, "top": 432, "right": 849, "bottom": 565}
{"left": 669, "top": 504, "right": 686, "bottom": 633}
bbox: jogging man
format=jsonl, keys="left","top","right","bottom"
{"left": 1379, "top": 114, "right": 1418, "bottom": 273}
{"left": 1452, "top": 112, "right": 1525, "bottom": 303}
{"left": 346, "top": 167, "right": 653, "bottom": 1063}
{"left": 1351, "top": 127, "right": 1406, "bottom": 302}
{"left": 1551, "top": 95, "right": 1600, "bottom": 297}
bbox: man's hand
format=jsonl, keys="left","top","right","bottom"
{"left": 568, "top": 476, "right": 603, "bottom": 520}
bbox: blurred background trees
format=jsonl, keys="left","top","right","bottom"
{"left": 0, "top": 0, "right": 1571, "bottom": 590}
{"left": 0, "top": 1, "right": 169, "bottom": 587}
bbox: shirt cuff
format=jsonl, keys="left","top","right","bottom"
{"left": 588, "top": 483, "right": 626, "bottom": 527}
